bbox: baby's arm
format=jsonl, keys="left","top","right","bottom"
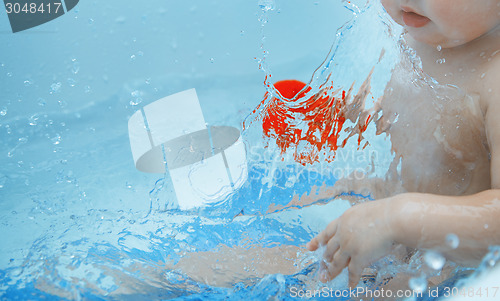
{"left": 307, "top": 59, "right": 500, "bottom": 288}
{"left": 307, "top": 190, "right": 500, "bottom": 287}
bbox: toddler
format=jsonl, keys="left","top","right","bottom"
{"left": 307, "top": 0, "right": 500, "bottom": 288}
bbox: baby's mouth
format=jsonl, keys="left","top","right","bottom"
{"left": 402, "top": 11, "right": 431, "bottom": 28}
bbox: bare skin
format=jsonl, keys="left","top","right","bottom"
{"left": 308, "top": 0, "right": 500, "bottom": 288}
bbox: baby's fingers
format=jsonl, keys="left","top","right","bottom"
{"left": 307, "top": 221, "right": 338, "bottom": 251}
{"left": 347, "top": 260, "right": 363, "bottom": 288}
{"left": 323, "top": 238, "right": 340, "bottom": 262}
{"left": 322, "top": 251, "right": 349, "bottom": 283}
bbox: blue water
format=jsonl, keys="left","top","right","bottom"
{"left": 0, "top": 0, "right": 358, "bottom": 299}
{"left": 2, "top": 0, "right": 497, "bottom": 300}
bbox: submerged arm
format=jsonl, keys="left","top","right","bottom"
{"left": 390, "top": 190, "right": 500, "bottom": 264}
{"left": 307, "top": 190, "right": 500, "bottom": 287}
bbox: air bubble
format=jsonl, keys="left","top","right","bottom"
{"left": 88, "top": 18, "right": 94, "bottom": 25}
{"left": 0, "top": 107, "right": 7, "bottom": 116}
{"left": 445, "top": 233, "right": 459, "bottom": 249}
{"left": 24, "top": 80, "right": 32, "bottom": 86}
{"left": 424, "top": 250, "right": 446, "bottom": 270}
{"left": 84, "top": 85, "right": 92, "bottom": 93}
{"left": 209, "top": 58, "right": 215, "bottom": 63}
{"left": 436, "top": 45, "right": 442, "bottom": 51}
{"left": 6, "top": 72, "right": 12, "bottom": 77}
{"left": 436, "top": 58, "right": 446, "bottom": 64}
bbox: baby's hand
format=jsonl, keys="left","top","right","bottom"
{"left": 306, "top": 200, "right": 396, "bottom": 288}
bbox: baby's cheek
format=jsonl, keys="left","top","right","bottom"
{"left": 380, "top": 0, "right": 403, "bottom": 25}
{"left": 429, "top": 0, "right": 495, "bottom": 38}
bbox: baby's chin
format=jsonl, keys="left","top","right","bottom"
{"left": 405, "top": 28, "right": 469, "bottom": 49}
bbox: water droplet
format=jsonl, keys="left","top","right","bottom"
{"left": 145, "top": 78, "right": 151, "bottom": 85}
{"left": 0, "top": 175, "right": 6, "bottom": 189}
{"left": 484, "top": 224, "right": 489, "bottom": 229}
{"left": 409, "top": 276, "right": 427, "bottom": 293}
{"left": 6, "top": 72, "right": 12, "bottom": 77}
{"left": 130, "top": 54, "right": 136, "bottom": 61}
{"left": 0, "top": 107, "right": 7, "bottom": 116}
{"left": 24, "top": 80, "right": 32, "bottom": 86}
{"left": 88, "top": 18, "right": 94, "bottom": 25}
{"left": 67, "top": 78, "right": 76, "bottom": 87}
{"left": 58, "top": 99, "right": 67, "bottom": 108}
{"left": 29, "top": 114, "right": 39, "bottom": 126}
{"left": 436, "top": 45, "right": 442, "bottom": 51}
{"left": 258, "top": 0, "right": 275, "bottom": 11}
{"left": 480, "top": 73, "right": 486, "bottom": 79}
{"left": 209, "top": 58, "right": 215, "bottom": 63}
{"left": 84, "top": 85, "right": 92, "bottom": 93}
{"left": 137, "top": 51, "right": 144, "bottom": 57}
{"left": 488, "top": 258, "right": 496, "bottom": 267}
{"left": 130, "top": 90, "right": 142, "bottom": 106}
{"left": 240, "top": 30, "right": 245, "bottom": 36}
{"left": 424, "top": 250, "right": 446, "bottom": 270}
{"left": 436, "top": 58, "right": 446, "bottom": 64}
{"left": 72, "top": 59, "right": 80, "bottom": 74}
{"left": 50, "top": 82, "right": 62, "bottom": 93}
{"left": 445, "top": 233, "right": 459, "bottom": 249}
{"left": 52, "top": 134, "right": 61, "bottom": 145}
{"left": 37, "top": 98, "right": 46, "bottom": 106}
